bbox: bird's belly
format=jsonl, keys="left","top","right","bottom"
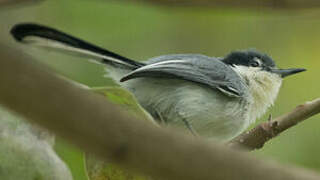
{"left": 123, "top": 78, "right": 251, "bottom": 141}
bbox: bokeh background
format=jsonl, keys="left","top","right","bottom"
{"left": 1, "top": 1, "right": 319, "bottom": 179}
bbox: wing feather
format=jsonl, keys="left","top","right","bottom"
{"left": 120, "top": 57, "right": 248, "bottom": 97}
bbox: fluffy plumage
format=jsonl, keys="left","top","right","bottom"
{"left": 231, "top": 65, "right": 282, "bottom": 123}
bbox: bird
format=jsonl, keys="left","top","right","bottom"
{"left": 10, "top": 23, "right": 306, "bottom": 141}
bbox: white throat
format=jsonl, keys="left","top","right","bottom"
{"left": 232, "top": 65, "right": 282, "bottom": 123}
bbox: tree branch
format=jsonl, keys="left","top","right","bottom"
{"left": 0, "top": 45, "right": 320, "bottom": 180}
{"left": 229, "top": 98, "right": 320, "bottom": 150}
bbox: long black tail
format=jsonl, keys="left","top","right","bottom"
{"left": 10, "top": 23, "right": 144, "bottom": 68}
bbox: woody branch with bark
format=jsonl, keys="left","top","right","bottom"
{"left": 229, "top": 98, "right": 320, "bottom": 150}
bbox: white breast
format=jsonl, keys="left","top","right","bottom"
{"left": 122, "top": 78, "right": 251, "bottom": 141}
{"left": 232, "top": 65, "right": 282, "bottom": 123}
{"left": 103, "top": 64, "right": 275, "bottom": 141}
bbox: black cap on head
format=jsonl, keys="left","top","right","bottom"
{"left": 222, "top": 49, "right": 275, "bottom": 68}
{"left": 222, "top": 49, "right": 306, "bottom": 78}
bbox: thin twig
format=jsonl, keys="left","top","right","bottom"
{"left": 228, "top": 98, "right": 320, "bottom": 150}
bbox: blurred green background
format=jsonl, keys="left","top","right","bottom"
{"left": 1, "top": 0, "right": 320, "bottom": 179}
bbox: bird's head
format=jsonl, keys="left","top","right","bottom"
{"left": 222, "top": 49, "right": 306, "bottom": 121}
{"left": 222, "top": 49, "right": 306, "bottom": 79}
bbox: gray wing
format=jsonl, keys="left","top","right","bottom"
{"left": 120, "top": 54, "right": 248, "bottom": 97}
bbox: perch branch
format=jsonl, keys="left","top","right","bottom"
{"left": 229, "top": 98, "right": 320, "bottom": 150}
{"left": 0, "top": 45, "right": 320, "bottom": 180}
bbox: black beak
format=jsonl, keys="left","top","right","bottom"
{"left": 270, "top": 68, "right": 306, "bottom": 78}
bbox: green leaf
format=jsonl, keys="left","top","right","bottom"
{"left": 91, "top": 87, "right": 155, "bottom": 124}
{"left": 55, "top": 139, "right": 88, "bottom": 180}
{"left": 85, "top": 155, "right": 151, "bottom": 180}
{"left": 86, "top": 87, "right": 154, "bottom": 180}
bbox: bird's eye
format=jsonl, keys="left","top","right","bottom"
{"left": 250, "top": 58, "right": 261, "bottom": 67}
{"left": 250, "top": 61, "right": 259, "bottom": 67}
